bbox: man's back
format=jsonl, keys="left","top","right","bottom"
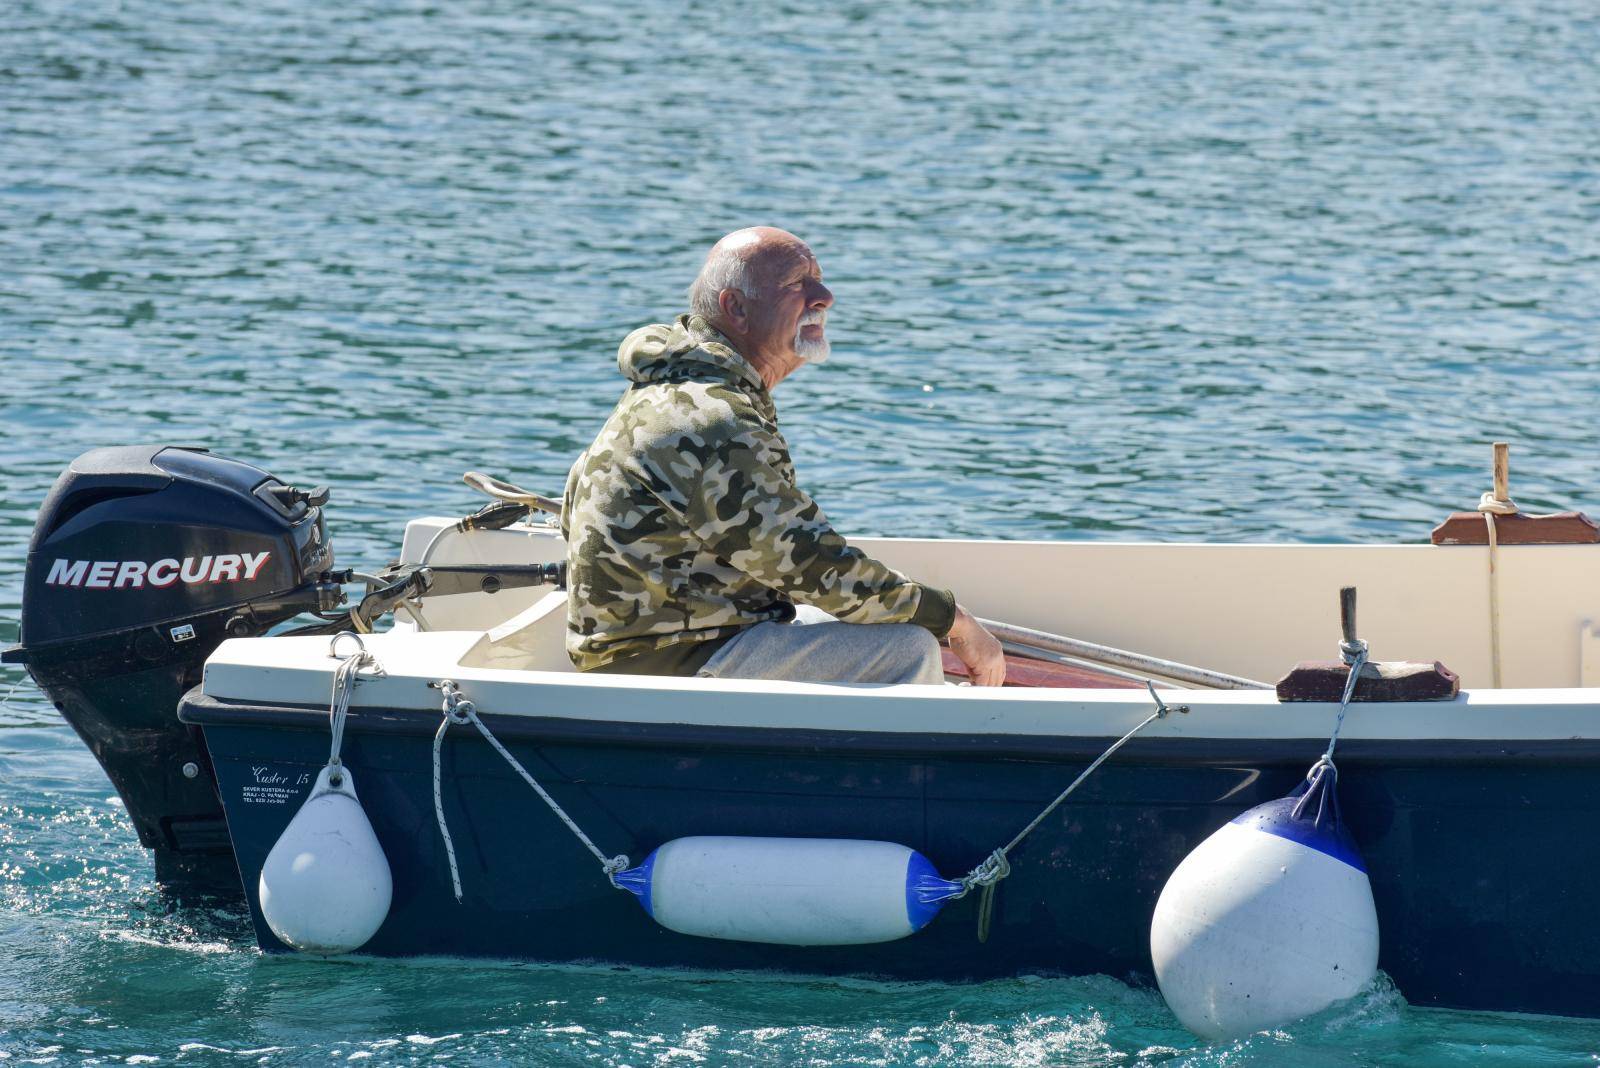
{"left": 563, "top": 315, "right": 810, "bottom": 673}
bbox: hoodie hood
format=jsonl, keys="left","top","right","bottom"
{"left": 617, "top": 314, "right": 765, "bottom": 392}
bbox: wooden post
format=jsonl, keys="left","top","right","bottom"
{"left": 1431, "top": 442, "right": 1599, "bottom": 545}
{"left": 1276, "top": 584, "right": 1460, "bottom": 702}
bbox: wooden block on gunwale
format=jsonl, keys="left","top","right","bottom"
{"left": 1276, "top": 660, "right": 1460, "bottom": 702}
{"left": 1431, "top": 511, "right": 1600, "bottom": 546}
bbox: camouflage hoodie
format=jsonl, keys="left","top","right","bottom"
{"left": 562, "top": 314, "right": 956, "bottom": 672}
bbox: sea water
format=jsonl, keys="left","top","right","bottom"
{"left": 4, "top": 0, "right": 1600, "bottom": 1062}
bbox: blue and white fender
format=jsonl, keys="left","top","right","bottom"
{"left": 1150, "top": 761, "right": 1379, "bottom": 1039}
{"left": 615, "top": 836, "right": 961, "bottom": 946}
{"left": 259, "top": 764, "right": 393, "bottom": 954}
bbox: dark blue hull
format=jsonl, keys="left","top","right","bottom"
{"left": 181, "top": 692, "right": 1600, "bottom": 1018}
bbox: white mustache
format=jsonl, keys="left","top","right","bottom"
{"left": 794, "top": 310, "right": 831, "bottom": 363}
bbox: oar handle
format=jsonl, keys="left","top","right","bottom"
{"left": 976, "top": 618, "right": 1271, "bottom": 690}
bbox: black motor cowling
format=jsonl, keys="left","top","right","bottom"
{"left": 3, "top": 446, "right": 342, "bottom": 898}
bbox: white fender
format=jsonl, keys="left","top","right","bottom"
{"left": 259, "top": 764, "right": 392, "bottom": 954}
{"left": 615, "top": 836, "right": 959, "bottom": 946}
{"left": 1150, "top": 776, "right": 1379, "bottom": 1039}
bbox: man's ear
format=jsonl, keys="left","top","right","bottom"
{"left": 717, "top": 288, "right": 748, "bottom": 333}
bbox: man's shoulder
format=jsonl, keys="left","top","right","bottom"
{"left": 618, "top": 322, "right": 676, "bottom": 360}
{"left": 618, "top": 377, "right": 769, "bottom": 442}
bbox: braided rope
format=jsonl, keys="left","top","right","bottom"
{"left": 326, "top": 633, "right": 382, "bottom": 787}
{"left": 431, "top": 680, "right": 629, "bottom": 903}
{"left": 1321, "top": 640, "right": 1369, "bottom": 764}
{"left": 952, "top": 682, "right": 1185, "bottom": 900}
{"left": 1476, "top": 491, "right": 1517, "bottom": 689}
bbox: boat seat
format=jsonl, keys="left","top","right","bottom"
{"left": 457, "top": 590, "right": 575, "bottom": 673}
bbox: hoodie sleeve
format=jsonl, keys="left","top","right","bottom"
{"left": 675, "top": 387, "right": 957, "bottom": 637}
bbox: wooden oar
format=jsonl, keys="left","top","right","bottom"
{"left": 998, "top": 641, "right": 1184, "bottom": 688}
{"left": 977, "top": 618, "right": 1272, "bottom": 690}
{"left": 940, "top": 649, "right": 1146, "bottom": 689}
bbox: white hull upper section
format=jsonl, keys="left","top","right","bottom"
{"left": 197, "top": 520, "right": 1600, "bottom": 742}
{"left": 400, "top": 518, "right": 1600, "bottom": 686}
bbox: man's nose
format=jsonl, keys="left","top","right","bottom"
{"left": 808, "top": 281, "right": 833, "bottom": 310}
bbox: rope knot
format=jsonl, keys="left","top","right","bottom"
{"left": 1338, "top": 637, "right": 1369, "bottom": 666}
{"left": 1477, "top": 491, "right": 1519, "bottom": 517}
{"left": 602, "top": 855, "right": 632, "bottom": 888}
{"left": 435, "top": 679, "right": 474, "bottom": 723}
{"left": 963, "top": 848, "right": 1012, "bottom": 893}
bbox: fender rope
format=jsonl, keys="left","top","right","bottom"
{"left": 951, "top": 681, "right": 1188, "bottom": 909}
{"left": 1292, "top": 626, "right": 1374, "bottom": 822}
{"left": 431, "top": 679, "right": 629, "bottom": 903}
{"left": 1321, "top": 637, "right": 1369, "bottom": 765}
{"left": 325, "top": 633, "right": 383, "bottom": 787}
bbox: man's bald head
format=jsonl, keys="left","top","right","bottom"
{"left": 685, "top": 227, "right": 834, "bottom": 388}
{"left": 716, "top": 226, "right": 786, "bottom": 257}
{"left": 687, "top": 227, "right": 809, "bottom": 319}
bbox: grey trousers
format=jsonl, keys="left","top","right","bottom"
{"left": 697, "top": 620, "right": 946, "bottom": 685}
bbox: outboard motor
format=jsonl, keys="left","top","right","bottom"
{"left": 2, "top": 446, "right": 344, "bottom": 898}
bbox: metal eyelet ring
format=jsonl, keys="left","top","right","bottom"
{"left": 329, "top": 631, "right": 369, "bottom": 661}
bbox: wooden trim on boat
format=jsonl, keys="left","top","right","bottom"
{"left": 1276, "top": 659, "right": 1459, "bottom": 702}
{"left": 1431, "top": 510, "right": 1600, "bottom": 545}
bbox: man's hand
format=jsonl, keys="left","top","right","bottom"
{"left": 947, "top": 606, "right": 1006, "bottom": 686}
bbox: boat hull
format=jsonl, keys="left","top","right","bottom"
{"left": 182, "top": 691, "right": 1600, "bottom": 1017}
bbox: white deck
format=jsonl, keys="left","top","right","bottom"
{"left": 199, "top": 519, "right": 1600, "bottom": 741}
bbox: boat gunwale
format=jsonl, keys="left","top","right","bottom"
{"left": 180, "top": 691, "right": 1600, "bottom": 766}
{"left": 200, "top": 630, "right": 1600, "bottom": 741}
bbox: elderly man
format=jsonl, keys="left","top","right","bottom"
{"left": 562, "top": 227, "right": 1005, "bottom": 686}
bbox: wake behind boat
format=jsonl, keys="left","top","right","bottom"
{"left": 7, "top": 444, "right": 1600, "bottom": 1023}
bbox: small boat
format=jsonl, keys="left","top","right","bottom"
{"left": 8, "top": 445, "right": 1600, "bottom": 1020}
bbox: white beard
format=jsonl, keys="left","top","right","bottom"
{"left": 795, "top": 312, "right": 830, "bottom": 363}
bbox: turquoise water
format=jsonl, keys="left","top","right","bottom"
{"left": 4, "top": 0, "right": 1600, "bottom": 1061}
